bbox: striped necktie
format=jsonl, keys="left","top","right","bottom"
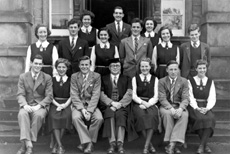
{"left": 134, "top": 37, "right": 138, "bottom": 53}
{"left": 80, "top": 75, "right": 87, "bottom": 99}
{"left": 71, "top": 37, "right": 75, "bottom": 50}
{"left": 113, "top": 75, "right": 117, "bottom": 86}
{"left": 170, "top": 79, "right": 175, "bottom": 103}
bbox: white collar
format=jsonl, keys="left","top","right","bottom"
{"left": 140, "top": 73, "right": 151, "bottom": 80}
{"left": 169, "top": 77, "right": 177, "bottom": 84}
{"left": 81, "top": 25, "right": 92, "bottom": 33}
{"left": 115, "top": 20, "right": 123, "bottom": 25}
{"left": 132, "top": 35, "right": 140, "bottom": 41}
{"left": 144, "top": 31, "right": 155, "bottom": 37}
{"left": 191, "top": 40, "right": 200, "bottom": 47}
{"left": 55, "top": 75, "right": 68, "bottom": 82}
{"left": 69, "top": 35, "right": 78, "bottom": 41}
{"left": 100, "top": 42, "right": 110, "bottom": 48}
{"left": 36, "top": 40, "right": 49, "bottom": 48}
{"left": 161, "top": 41, "right": 173, "bottom": 48}
{"left": 31, "top": 71, "right": 40, "bottom": 79}
{"left": 111, "top": 74, "right": 120, "bottom": 80}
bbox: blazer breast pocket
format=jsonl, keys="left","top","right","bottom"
{"left": 86, "top": 84, "right": 94, "bottom": 94}
{"left": 36, "top": 83, "right": 46, "bottom": 95}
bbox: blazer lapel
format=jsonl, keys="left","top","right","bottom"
{"left": 26, "top": 72, "right": 34, "bottom": 90}
{"left": 137, "top": 37, "right": 144, "bottom": 51}
{"left": 111, "top": 22, "right": 119, "bottom": 36}
{"left": 85, "top": 71, "right": 93, "bottom": 90}
{"left": 185, "top": 43, "right": 191, "bottom": 62}
{"left": 174, "top": 77, "right": 181, "bottom": 95}
{"left": 33, "top": 73, "right": 43, "bottom": 91}
{"left": 127, "top": 37, "right": 135, "bottom": 52}
{"left": 166, "top": 77, "right": 171, "bottom": 92}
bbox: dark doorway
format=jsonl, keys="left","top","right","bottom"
{"left": 86, "top": 0, "right": 147, "bottom": 29}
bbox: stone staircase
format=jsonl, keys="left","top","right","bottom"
{"left": 0, "top": 81, "right": 230, "bottom": 145}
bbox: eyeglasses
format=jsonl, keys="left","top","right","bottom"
{"left": 110, "top": 64, "right": 121, "bottom": 68}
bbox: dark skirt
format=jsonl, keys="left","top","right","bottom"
{"left": 188, "top": 105, "right": 216, "bottom": 137}
{"left": 47, "top": 99, "right": 72, "bottom": 132}
{"left": 133, "top": 103, "right": 159, "bottom": 132}
{"left": 102, "top": 106, "right": 128, "bottom": 138}
{"left": 156, "top": 65, "right": 168, "bottom": 79}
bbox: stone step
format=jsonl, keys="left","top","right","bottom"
{"left": 214, "top": 79, "right": 230, "bottom": 100}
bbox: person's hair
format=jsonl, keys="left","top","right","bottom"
{"left": 97, "top": 27, "right": 112, "bottom": 41}
{"left": 55, "top": 58, "right": 71, "bottom": 69}
{"left": 34, "top": 24, "right": 51, "bottom": 39}
{"left": 68, "top": 18, "right": 81, "bottom": 27}
{"left": 166, "top": 60, "right": 178, "bottom": 68}
{"left": 195, "top": 59, "right": 208, "bottom": 68}
{"left": 80, "top": 10, "right": 95, "bottom": 23}
{"left": 32, "top": 54, "right": 43, "bottom": 62}
{"left": 78, "top": 55, "right": 91, "bottom": 65}
{"left": 131, "top": 18, "right": 143, "bottom": 28}
{"left": 140, "top": 57, "right": 153, "bottom": 67}
{"left": 158, "top": 25, "right": 173, "bottom": 39}
{"left": 114, "top": 6, "right": 123, "bottom": 13}
{"left": 143, "top": 17, "right": 157, "bottom": 31}
{"left": 188, "top": 24, "right": 200, "bottom": 34}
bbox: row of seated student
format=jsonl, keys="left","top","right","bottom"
{"left": 17, "top": 52, "right": 215, "bottom": 154}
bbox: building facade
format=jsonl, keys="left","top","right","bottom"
{"left": 0, "top": 0, "right": 230, "bottom": 105}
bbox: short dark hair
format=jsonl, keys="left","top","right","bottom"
{"left": 98, "top": 27, "right": 112, "bottom": 42}
{"left": 32, "top": 54, "right": 43, "bottom": 63}
{"left": 131, "top": 18, "right": 143, "bottom": 28}
{"left": 195, "top": 59, "right": 208, "bottom": 68}
{"left": 143, "top": 17, "right": 158, "bottom": 31}
{"left": 158, "top": 25, "right": 173, "bottom": 39}
{"left": 188, "top": 24, "right": 200, "bottom": 34}
{"left": 68, "top": 18, "right": 81, "bottom": 27}
{"left": 55, "top": 58, "right": 71, "bottom": 69}
{"left": 114, "top": 6, "right": 123, "bottom": 13}
{"left": 80, "top": 10, "right": 95, "bottom": 23}
{"left": 34, "top": 24, "right": 51, "bottom": 39}
{"left": 166, "top": 60, "right": 178, "bottom": 68}
{"left": 78, "top": 55, "right": 91, "bottom": 65}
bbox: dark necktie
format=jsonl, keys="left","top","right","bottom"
{"left": 117, "top": 22, "right": 121, "bottom": 35}
{"left": 86, "top": 28, "right": 89, "bottom": 34}
{"left": 71, "top": 37, "right": 75, "bottom": 50}
{"left": 113, "top": 75, "right": 117, "bottom": 86}
{"left": 134, "top": 37, "right": 138, "bottom": 53}
{"left": 60, "top": 76, "right": 63, "bottom": 86}
{"left": 170, "top": 79, "right": 175, "bottom": 102}
{"left": 80, "top": 75, "right": 87, "bottom": 99}
{"left": 165, "top": 42, "right": 169, "bottom": 49}
{"left": 200, "top": 79, "right": 203, "bottom": 90}
{"left": 147, "top": 33, "right": 150, "bottom": 38}
{"left": 39, "top": 44, "right": 44, "bottom": 52}
{"left": 144, "top": 75, "right": 147, "bottom": 86}
{"left": 104, "top": 44, "right": 107, "bottom": 49}
{"left": 33, "top": 74, "right": 37, "bottom": 83}
{"left": 193, "top": 42, "right": 197, "bottom": 48}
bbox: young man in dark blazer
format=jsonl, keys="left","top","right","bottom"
{"left": 158, "top": 60, "right": 189, "bottom": 154}
{"left": 100, "top": 58, "right": 132, "bottom": 154}
{"left": 180, "top": 24, "right": 211, "bottom": 79}
{"left": 17, "top": 54, "right": 53, "bottom": 154}
{"left": 106, "top": 6, "right": 131, "bottom": 48}
{"left": 58, "top": 18, "right": 90, "bottom": 77}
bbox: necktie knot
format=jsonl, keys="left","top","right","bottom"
{"left": 165, "top": 42, "right": 169, "bottom": 49}
{"left": 39, "top": 44, "right": 43, "bottom": 52}
{"left": 104, "top": 44, "right": 107, "bottom": 49}
{"left": 193, "top": 42, "right": 197, "bottom": 48}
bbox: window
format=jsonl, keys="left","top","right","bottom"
{"left": 161, "top": 0, "right": 185, "bottom": 36}
{"left": 49, "top": 0, "right": 73, "bottom": 36}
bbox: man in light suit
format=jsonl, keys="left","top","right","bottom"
{"left": 158, "top": 60, "right": 189, "bottom": 154}
{"left": 58, "top": 18, "right": 89, "bottom": 77}
{"left": 180, "top": 24, "right": 211, "bottom": 79}
{"left": 106, "top": 6, "right": 131, "bottom": 48}
{"left": 71, "top": 56, "right": 103, "bottom": 154}
{"left": 100, "top": 58, "right": 132, "bottom": 154}
{"left": 17, "top": 54, "right": 53, "bottom": 154}
{"left": 119, "top": 18, "right": 153, "bottom": 78}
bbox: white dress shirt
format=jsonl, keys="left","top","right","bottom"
{"left": 188, "top": 76, "right": 216, "bottom": 110}
{"left": 115, "top": 21, "right": 123, "bottom": 32}
{"left": 90, "top": 42, "right": 119, "bottom": 71}
{"left": 25, "top": 40, "right": 58, "bottom": 76}
{"left": 191, "top": 40, "right": 200, "bottom": 48}
{"left": 132, "top": 74, "right": 159, "bottom": 106}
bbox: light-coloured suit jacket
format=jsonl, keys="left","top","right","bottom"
{"left": 158, "top": 76, "right": 189, "bottom": 110}
{"left": 180, "top": 42, "right": 211, "bottom": 78}
{"left": 17, "top": 71, "right": 53, "bottom": 108}
{"left": 71, "top": 71, "right": 101, "bottom": 113}
{"left": 119, "top": 36, "right": 153, "bottom": 78}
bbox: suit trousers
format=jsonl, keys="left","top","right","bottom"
{"left": 109, "top": 117, "right": 125, "bottom": 143}
{"left": 160, "top": 107, "right": 188, "bottom": 144}
{"left": 72, "top": 108, "right": 103, "bottom": 144}
{"left": 18, "top": 108, "right": 47, "bottom": 142}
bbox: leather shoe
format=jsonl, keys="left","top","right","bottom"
{"left": 142, "top": 145, "right": 149, "bottom": 154}
{"left": 51, "top": 147, "right": 57, "bottom": 154}
{"left": 205, "top": 145, "right": 212, "bottom": 153}
{"left": 25, "top": 147, "right": 33, "bottom": 154}
{"left": 77, "top": 144, "right": 85, "bottom": 152}
{"left": 57, "top": 146, "right": 65, "bottom": 154}
{"left": 107, "top": 142, "right": 116, "bottom": 154}
{"left": 117, "top": 142, "right": 125, "bottom": 154}
{"left": 84, "top": 142, "right": 93, "bottom": 154}
{"left": 149, "top": 143, "right": 156, "bottom": 153}
{"left": 17, "top": 145, "right": 26, "bottom": 154}
{"left": 165, "top": 145, "right": 174, "bottom": 154}
{"left": 174, "top": 147, "right": 181, "bottom": 154}
{"left": 196, "top": 145, "right": 204, "bottom": 154}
